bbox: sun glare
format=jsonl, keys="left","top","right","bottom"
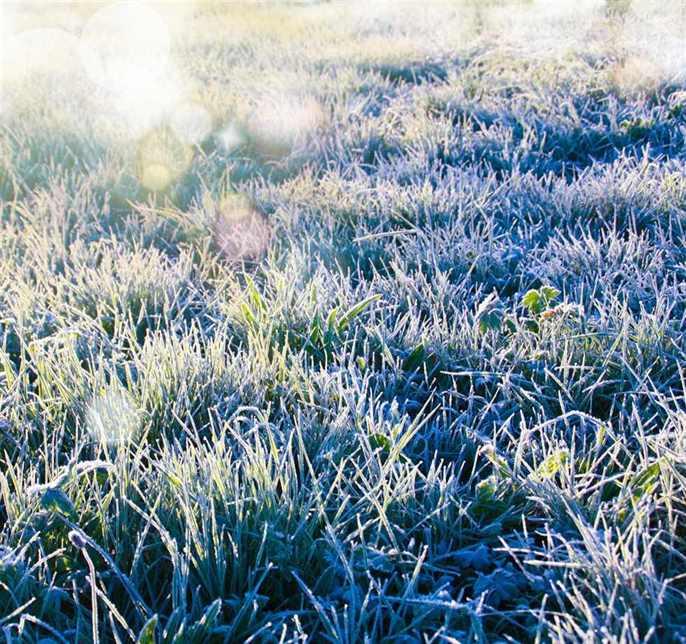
{"left": 2, "top": 27, "right": 81, "bottom": 87}
{"left": 78, "top": 2, "right": 188, "bottom": 139}
{"left": 80, "top": 2, "right": 171, "bottom": 93}
{"left": 87, "top": 386, "right": 140, "bottom": 446}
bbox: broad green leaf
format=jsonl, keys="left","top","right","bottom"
{"left": 474, "top": 567, "right": 526, "bottom": 608}
{"left": 454, "top": 544, "right": 492, "bottom": 570}
{"left": 540, "top": 286, "right": 560, "bottom": 303}
{"left": 523, "top": 286, "right": 559, "bottom": 316}
{"left": 504, "top": 317, "right": 517, "bottom": 334}
{"left": 476, "top": 477, "right": 497, "bottom": 500}
{"left": 522, "top": 289, "right": 542, "bottom": 314}
{"left": 484, "top": 448, "right": 511, "bottom": 477}
{"left": 475, "top": 292, "right": 499, "bottom": 319}
{"left": 524, "top": 319, "right": 540, "bottom": 334}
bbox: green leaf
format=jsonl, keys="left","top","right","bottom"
{"left": 596, "top": 424, "right": 607, "bottom": 447}
{"left": 245, "top": 277, "right": 266, "bottom": 313}
{"left": 325, "top": 306, "right": 339, "bottom": 334}
{"left": 522, "top": 289, "right": 542, "bottom": 314}
{"left": 403, "top": 343, "right": 426, "bottom": 372}
{"left": 352, "top": 545, "right": 393, "bottom": 573}
{"left": 308, "top": 312, "right": 324, "bottom": 345}
{"left": 540, "top": 286, "right": 560, "bottom": 303}
{"left": 475, "top": 477, "right": 497, "bottom": 500}
{"left": 162, "top": 608, "right": 185, "bottom": 642}
{"left": 669, "top": 103, "right": 684, "bottom": 119}
{"left": 474, "top": 566, "right": 526, "bottom": 608}
{"left": 522, "top": 286, "right": 559, "bottom": 317}
{"left": 524, "top": 319, "right": 540, "bottom": 333}
{"left": 336, "top": 294, "right": 381, "bottom": 333}
{"left": 40, "top": 488, "right": 76, "bottom": 518}
{"left": 484, "top": 448, "right": 511, "bottom": 477}
{"left": 369, "top": 433, "right": 392, "bottom": 452}
{"left": 454, "top": 544, "right": 492, "bottom": 571}
{"left": 137, "top": 614, "right": 158, "bottom": 644}
{"left": 533, "top": 450, "right": 568, "bottom": 481}
{"left": 240, "top": 302, "right": 257, "bottom": 328}
{"left": 475, "top": 292, "right": 499, "bottom": 318}
{"left": 631, "top": 460, "right": 663, "bottom": 502}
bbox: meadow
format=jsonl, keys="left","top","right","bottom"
{"left": 1, "top": 1, "right": 686, "bottom": 641}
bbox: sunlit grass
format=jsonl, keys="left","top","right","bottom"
{"left": 1, "top": 0, "right": 686, "bottom": 641}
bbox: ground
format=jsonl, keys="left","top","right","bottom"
{"left": 1, "top": 1, "right": 686, "bottom": 642}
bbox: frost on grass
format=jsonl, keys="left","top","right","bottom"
{"left": 1, "top": 1, "right": 686, "bottom": 642}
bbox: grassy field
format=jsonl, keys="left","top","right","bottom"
{"left": 1, "top": 1, "right": 686, "bottom": 641}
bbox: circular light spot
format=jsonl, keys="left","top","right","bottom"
{"left": 213, "top": 195, "right": 271, "bottom": 263}
{"left": 136, "top": 126, "right": 193, "bottom": 192}
{"left": 141, "top": 163, "right": 172, "bottom": 192}
{"left": 79, "top": 2, "right": 183, "bottom": 139}
{"left": 248, "top": 95, "right": 324, "bottom": 157}
{"left": 79, "top": 2, "right": 171, "bottom": 93}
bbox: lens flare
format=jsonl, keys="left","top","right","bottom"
{"left": 136, "top": 126, "right": 193, "bottom": 192}
{"left": 87, "top": 386, "right": 140, "bottom": 446}
{"left": 140, "top": 163, "right": 173, "bottom": 193}
{"left": 213, "top": 195, "right": 271, "bottom": 264}
{"left": 247, "top": 95, "right": 324, "bottom": 157}
{"left": 216, "top": 122, "right": 245, "bottom": 153}
{"left": 617, "top": 5, "right": 686, "bottom": 86}
{"left": 80, "top": 2, "right": 171, "bottom": 93}
{"left": 80, "top": 2, "right": 181, "bottom": 138}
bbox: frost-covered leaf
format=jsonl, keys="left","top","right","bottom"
{"left": 40, "top": 488, "right": 75, "bottom": 518}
